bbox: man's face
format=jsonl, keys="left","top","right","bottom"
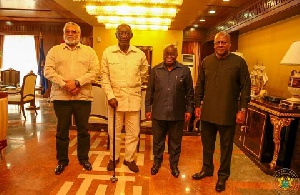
{"left": 116, "top": 25, "right": 132, "bottom": 47}
{"left": 63, "top": 25, "right": 81, "bottom": 46}
{"left": 214, "top": 34, "right": 231, "bottom": 57}
{"left": 163, "top": 46, "right": 178, "bottom": 66}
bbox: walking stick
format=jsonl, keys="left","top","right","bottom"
{"left": 110, "top": 107, "right": 118, "bottom": 183}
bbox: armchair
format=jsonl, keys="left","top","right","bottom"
{"left": 8, "top": 72, "right": 37, "bottom": 120}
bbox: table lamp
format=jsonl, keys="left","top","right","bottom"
{"left": 280, "top": 41, "right": 300, "bottom": 103}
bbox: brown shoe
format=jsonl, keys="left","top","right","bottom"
{"left": 123, "top": 160, "right": 139, "bottom": 173}
{"left": 107, "top": 158, "right": 119, "bottom": 171}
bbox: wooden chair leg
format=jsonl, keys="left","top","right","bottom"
{"left": 21, "top": 104, "right": 26, "bottom": 120}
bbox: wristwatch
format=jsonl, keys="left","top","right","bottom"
{"left": 241, "top": 108, "right": 246, "bottom": 113}
{"left": 75, "top": 80, "right": 81, "bottom": 88}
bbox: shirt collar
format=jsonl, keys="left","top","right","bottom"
{"left": 157, "top": 61, "right": 183, "bottom": 70}
{"left": 62, "top": 43, "right": 82, "bottom": 50}
{"left": 111, "top": 45, "right": 139, "bottom": 53}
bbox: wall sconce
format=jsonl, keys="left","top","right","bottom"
{"left": 280, "top": 41, "right": 300, "bottom": 103}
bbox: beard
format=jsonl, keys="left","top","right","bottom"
{"left": 64, "top": 35, "right": 80, "bottom": 46}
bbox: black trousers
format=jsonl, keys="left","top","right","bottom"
{"left": 53, "top": 100, "right": 91, "bottom": 165}
{"left": 152, "top": 119, "right": 184, "bottom": 168}
{"left": 201, "top": 120, "right": 235, "bottom": 181}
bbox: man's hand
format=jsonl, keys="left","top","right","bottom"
{"left": 108, "top": 98, "right": 118, "bottom": 108}
{"left": 236, "top": 110, "right": 246, "bottom": 124}
{"left": 194, "top": 107, "right": 202, "bottom": 118}
{"left": 70, "top": 87, "right": 80, "bottom": 96}
{"left": 63, "top": 80, "right": 77, "bottom": 92}
{"left": 146, "top": 112, "right": 152, "bottom": 120}
{"left": 185, "top": 112, "right": 191, "bottom": 122}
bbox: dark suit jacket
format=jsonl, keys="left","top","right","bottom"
{"left": 145, "top": 62, "right": 194, "bottom": 121}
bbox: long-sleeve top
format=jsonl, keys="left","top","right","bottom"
{"left": 195, "top": 53, "right": 251, "bottom": 126}
{"left": 145, "top": 62, "right": 194, "bottom": 121}
{"left": 100, "top": 45, "right": 148, "bottom": 111}
{"left": 44, "top": 43, "right": 99, "bottom": 101}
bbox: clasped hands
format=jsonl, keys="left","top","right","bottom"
{"left": 63, "top": 80, "right": 80, "bottom": 96}
{"left": 194, "top": 107, "right": 246, "bottom": 125}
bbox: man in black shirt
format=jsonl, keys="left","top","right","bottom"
{"left": 145, "top": 44, "right": 194, "bottom": 178}
{"left": 192, "top": 31, "right": 251, "bottom": 192}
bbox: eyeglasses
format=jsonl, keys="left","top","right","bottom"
{"left": 117, "top": 31, "right": 131, "bottom": 37}
{"left": 214, "top": 41, "right": 228, "bottom": 46}
{"left": 164, "top": 52, "right": 177, "bottom": 57}
{"left": 64, "top": 30, "right": 78, "bottom": 35}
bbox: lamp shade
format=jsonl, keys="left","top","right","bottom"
{"left": 280, "top": 41, "right": 300, "bottom": 65}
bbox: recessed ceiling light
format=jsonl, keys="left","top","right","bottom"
{"left": 193, "top": 24, "right": 198, "bottom": 28}
{"left": 209, "top": 10, "right": 216, "bottom": 14}
{"left": 199, "top": 19, "right": 205, "bottom": 22}
{"left": 223, "top": 0, "right": 230, "bottom": 2}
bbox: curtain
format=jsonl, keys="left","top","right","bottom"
{"left": 182, "top": 41, "right": 201, "bottom": 86}
{"left": 0, "top": 35, "right": 4, "bottom": 69}
{"left": 192, "top": 42, "right": 201, "bottom": 86}
{"left": 2, "top": 35, "right": 39, "bottom": 85}
{"left": 34, "top": 35, "right": 40, "bottom": 63}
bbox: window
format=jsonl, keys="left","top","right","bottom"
{"left": 2, "top": 35, "right": 39, "bottom": 85}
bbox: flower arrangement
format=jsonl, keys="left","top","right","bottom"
{"left": 250, "top": 62, "right": 268, "bottom": 95}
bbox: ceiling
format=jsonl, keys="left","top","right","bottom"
{"left": 0, "top": 0, "right": 253, "bottom": 31}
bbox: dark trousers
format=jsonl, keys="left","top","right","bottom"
{"left": 152, "top": 119, "right": 184, "bottom": 168}
{"left": 201, "top": 120, "right": 235, "bottom": 181}
{"left": 53, "top": 100, "right": 91, "bottom": 165}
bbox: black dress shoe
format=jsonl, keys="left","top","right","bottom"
{"left": 80, "top": 161, "right": 92, "bottom": 171}
{"left": 215, "top": 180, "right": 226, "bottom": 192}
{"left": 151, "top": 164, "right": 161, "bottom": 175}
{"left": 192, "top": 171, "right": 213, "bottom": 180}
{"left": 171, "top": 167, "right": 180, "bottom": 178}
{"left": 55, "top": 164, "right": 67, "bottom": 175}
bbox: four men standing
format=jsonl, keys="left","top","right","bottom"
{"left": 45, "top": 21, "right": 251, "bottom": 193}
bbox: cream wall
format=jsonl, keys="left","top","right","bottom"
{"left": 92, "top": 27, "right": 183, "bottom": 68}
{"left": 239, "top": 15, "right": 300, "bottom": 98}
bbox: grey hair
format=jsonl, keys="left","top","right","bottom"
{"left": 116, "top": 23, "right": 132, "bottom": 33}
{"left": 215, "top": 31, "right": 231, "bottom": 42}
{"left": 63, "top": 22, "right": 81, "bottom": 33}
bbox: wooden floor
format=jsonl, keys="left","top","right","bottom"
{"left": 1, "top": 98, "right": 299, "bottom": 194}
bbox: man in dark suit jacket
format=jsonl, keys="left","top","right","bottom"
{"left": 145, "top": 44, "right": 194, "bottom": 178}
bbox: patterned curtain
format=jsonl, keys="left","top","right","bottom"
{"left": 34, "top": 35, "right": 40, "bottom": 64}
{"left": 192, "top": 42, "right": 201, "bottom": 87}
{"left": 182, "top": 41, "right": 201, "bottom": 86}
{"left": 0, "top": 35, "right": 4, "bottom": 69}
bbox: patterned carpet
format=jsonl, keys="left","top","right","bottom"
{"left": 1, "top": 98, "right": 300, "bottom": 194}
